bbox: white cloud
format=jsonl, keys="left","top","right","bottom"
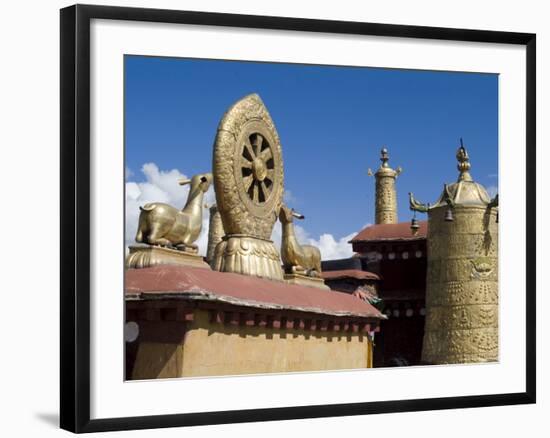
{"left": 283, "top": 189, "right": 297, "bottom": 204}
{"left": 313, "top": 232, "right": 356, "bottom": 260}
{"left": 486, "top": 185, "right": 498, "bottom": 198}
{"left": 125, "top": 163, "right": 215, "bottom": 256}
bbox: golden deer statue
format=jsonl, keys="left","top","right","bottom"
{"left": 279, "top": 204, "right": 322, "bottom": 277}
{"left": 135, "top": 173, "right": 212, "bottom": 253}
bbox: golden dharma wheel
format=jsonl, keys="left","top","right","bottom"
{"left": 213, "top": 94, "right": 284, "bottom": 239}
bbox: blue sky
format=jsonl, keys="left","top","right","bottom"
{"left": 125, "top": 55, "right": 497, "bottom": 247}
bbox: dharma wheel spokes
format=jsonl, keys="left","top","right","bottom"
{"left": 241, "top": 132, "right": 275, "bottom": 204}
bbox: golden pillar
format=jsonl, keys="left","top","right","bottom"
{"left": 369, "top": 147, "right": 402, "bottom": 224}
{"left": 410, "top": 141, "right": 499, "bottom": 364}
{"left": 205, "top": 204, "right": 224, "bottom": 267}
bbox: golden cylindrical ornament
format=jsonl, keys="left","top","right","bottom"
{"left": 422, "top": 205, "right": 498, "bottom": 364}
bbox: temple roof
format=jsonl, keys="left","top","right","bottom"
{"left": 322, "top": 269, "right": 380, "bottom": 282}
{"left": 126, "top": 265, "right": 385, "bottom": 320}
{"left": 350, "top": 221, "right": 427, "bottom": 243}
{"left": 432, "top": 178, "right": 491, "bottom": 209}
{"left": 431, "top": 145, "right": 492, "bottom": 208}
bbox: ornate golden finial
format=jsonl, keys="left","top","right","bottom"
{"left": 456, "top": 138, "right": 472, "bottom": 181}
{"left": 371, "top": 146, "right": 401, "bottom": 224}
{"left": 380, "top": 147, "right": 390, "bottom": 168}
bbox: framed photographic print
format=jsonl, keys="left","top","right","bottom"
{"left": 60, "top": 4, "right": 536, "bottom": 433}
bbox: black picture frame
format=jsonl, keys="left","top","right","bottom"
{"left": 60, "top": 4, "right": 536, "bottom": 433}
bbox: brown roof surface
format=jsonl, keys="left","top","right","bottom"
{"left": 126, "top": 265, "right": 384, "bottom": 319}
{"left": 350, "top": 221, "right": 428, "bottom": 242}
{"left": 322, "top": 269, "right": 380, "bottom": 281}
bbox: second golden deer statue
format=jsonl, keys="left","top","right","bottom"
{"left": 279, "top": 204, "right": 323, "bottom": 276}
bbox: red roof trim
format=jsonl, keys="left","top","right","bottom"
{"left": 350, "top": 221, "right": 428, "bottom": 243}
{"left": 126, "top": 265, "right": 384, "bottom": 320}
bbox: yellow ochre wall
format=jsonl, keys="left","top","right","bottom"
{"left": 132, "top": 309, "right": 373, "bottom": 379}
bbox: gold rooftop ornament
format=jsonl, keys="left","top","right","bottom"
{"left": 212, "top": 94, "right": 285, "bottom": 281}
{"left": 279, "top": 204, "right": 328, "bottom": 289}
{"left": 126, "top": 173, "right": 212, "bottom": 269}
{"left": 409, "top": 139, "right": 499, "bottom": 364}
{"left": 368, "top": 147, "right": 402, "bottom": 224}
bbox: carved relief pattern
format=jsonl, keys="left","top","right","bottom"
{"left": 422, "top": 205, "right": 498, "bottom": 364}
{"left": 375, "top": 175, "right": 397, "bottom": 224}
{"left": 427, "top": 280, "right": 498, "bottom": 306}
{"left": 213, "top": 94, "right": 284, "bottom": 239}
{"left": 212, "top": 94, "right": 284, "bottom": 280}
{"left": 216, "top": 236, "right": 284, "bottom": 280}
{"left": 422, "top": 328, "right": 498, "bottom": 364}
{"left": 425, "top": 304, "right": 497, "bottom": 331}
